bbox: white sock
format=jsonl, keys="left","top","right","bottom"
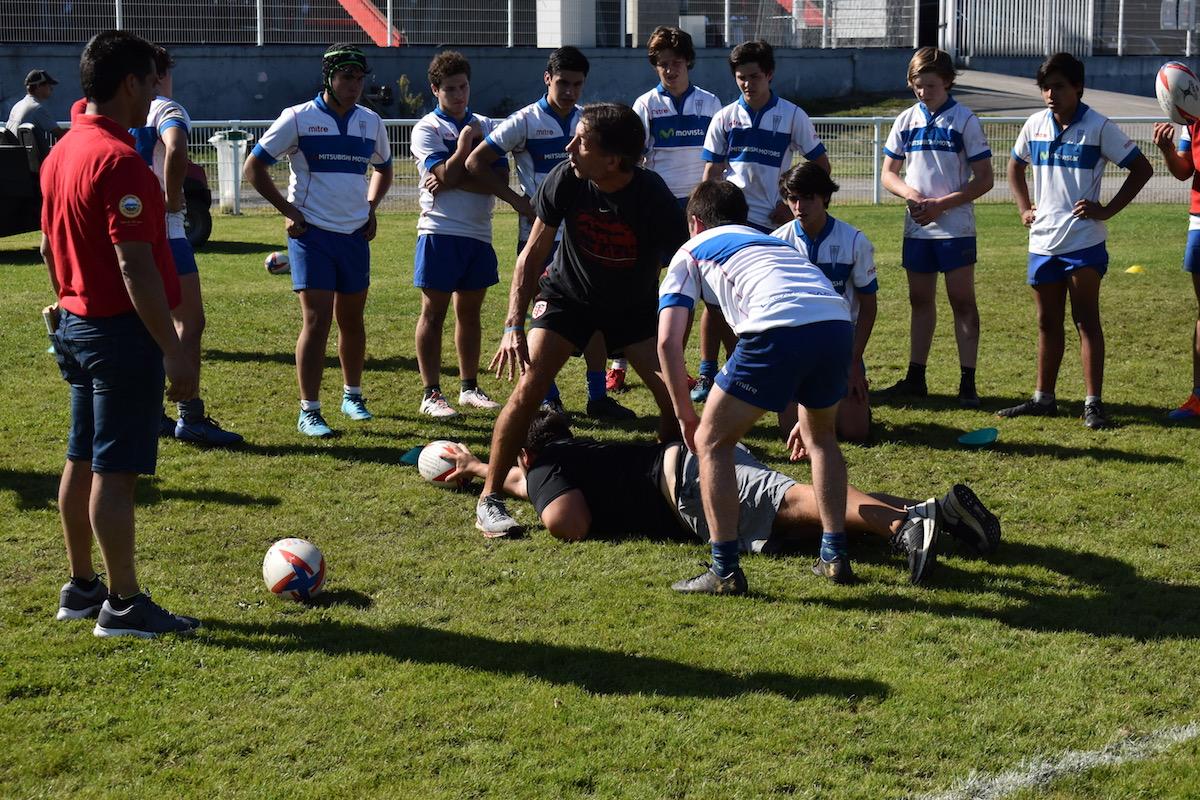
{"left": 1032, "top": 390, "right": 1054, "bottom": 405}
{"left": 300, "top": 399, "right": 321, "bottom": 411}
{"left": 1085, "top": 395, "right": 1100, "bottom": 405}
{"left": 611, "top": 359, "right": 627, "bottom": 370}
{"left": 344, "top": 385, "right": 362, "bottom": 397}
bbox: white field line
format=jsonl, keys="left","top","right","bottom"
{"left": 916, "top": 721, "right": 1200, "bottom": 800}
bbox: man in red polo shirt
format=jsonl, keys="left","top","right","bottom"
{"left": 41, "top": 30, "right": 200, "bottom": 638}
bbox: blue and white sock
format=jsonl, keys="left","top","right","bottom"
{"left": 711, "top": 539, "right": 740, "bottom": 577}
{"left": 819, "top": 532, "right": 847, "bottom": 562}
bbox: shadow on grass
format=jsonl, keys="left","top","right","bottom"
{"left": 0, "top": 468, "right": 280, "bottom": 511}
{"left": 803, "top": 541, "right": 1200, "bottom": 641}
{"left": 207, "top": 618, "right": 889, "bottom": 700}
{"left": 875, "top": 419, "right": 1183, "bottom": 464}
{"left": 0, "top": 247, "right": 43, "bottom": 266}
{"left": 876, "top": 392, "right": 1189, "bottom": 430}
{"left": 203, "top": 348, "right": 420, "bottom": 373}
{"left": 197, "top": 241, "right": 278, "bottom": 256}
{"left": 307, "top": 589, "right": 374, "bottom": 609}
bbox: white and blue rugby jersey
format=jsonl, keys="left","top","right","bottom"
{"left": 131, "top": 96, "right": 191, "bottom": 239}
{"left": 659, "top": 224, "right": 849, "bottom": 335}
{"left": 702, "top": 94, "right": 826, "bottom": 228}
{"left": 771, "top": 216, "right": 876, "bottom": 323}
{"left": 1011, "top": 104, "right": 1140, "bottom": 255}
{"left": 883, "top": 96, "right": 991, "bottom": 239}
{"left": 411, "top": 108, "right": 500, "bottom": 243}
{"left": 484, "top": 97, "right": 578, "bottom": 241}
{"left": 252, "top": 95, "right": 392, "bottom": 235}
{"left": 634, "top": 83, "right": 722, "bottom": 200}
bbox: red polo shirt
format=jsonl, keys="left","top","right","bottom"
{"left": 40, "top": 113, "right": 179, "bottom": 317}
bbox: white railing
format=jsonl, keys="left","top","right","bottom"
{"left": 947, "top": 0, "right": 1095, "bottom": 58}
{"left": 181, "top": 115, "right": 1189, "bottom": 214}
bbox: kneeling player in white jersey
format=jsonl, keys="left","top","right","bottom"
{"left": 772, "top": 163, "right": 877, "bottom": 445}
{"left": 411, "top": 51, "right": 530, "bottom": 420}
{"left": 132, "top": 46, "right": 242, "bottom": 447}
{"left": 658, "top": 181, "right": 867, "bottom": 594}
{"left": 245, "top": 44, "right": 393, "bottom": 438}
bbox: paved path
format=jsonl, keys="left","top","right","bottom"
{"left": 954, "top": 70, "right": 1163, "bottom": 118}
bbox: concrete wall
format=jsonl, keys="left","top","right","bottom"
{"left": 963, "top": 55, "right": 1197, "bottom": 97}
{"left": 0, "top": 44, "right": 912, "bottom": 121}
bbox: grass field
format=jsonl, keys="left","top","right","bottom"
{"left": 2, "top": 204, "right": 1199, "bottom": 799}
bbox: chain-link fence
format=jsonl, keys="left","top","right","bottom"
{"left": 1, "top": 0, "right": 915, "bottom": 47}
{"left": 171, "top": 115, "right": 1186, "bottom": 215}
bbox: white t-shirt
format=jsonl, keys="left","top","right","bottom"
{"left": 701, "top": 94, "right": 825, "bottom": 228}
{"left": 771, "top": 216, "right": 876, "bottom": 323}
{"left": 484, "top": 96, "right": 578, "bottom": 242}
{"left": 131, "top": 96, "right": 191, "bottom": 239}
{"left": 252, "top": 95, "right": 392, "bottom": 234}
{"left": 1011, "top": 104, "right": 1140, "bottom": 255}
{"left": 634, "top": 83, "right": 722, "bottom": 200}
{"left": 659, "top": 224, "right": 849, "bottom": 335}
{"left": 883, "top": 96, "right": 991, "bottom": 239}
{"left": 411, "top": 108, "right": 500, "bottom": 243}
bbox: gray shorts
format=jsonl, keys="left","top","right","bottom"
{"left": 675, "top": 445, "right": 797, "bottom": 554}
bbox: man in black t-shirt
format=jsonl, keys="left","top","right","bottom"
{"left": 474, "top": 103, "right": 689, "bottom": 538}
{"left": 446, "top": 411, "right": 1002, "bottom": 583}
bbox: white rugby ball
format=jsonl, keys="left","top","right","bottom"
{"left": 262, "top": 537, "right": 326, "bottom": 602}
{"left": 264, "top": 251, "right": 290, "bottom": 274}
{"left": 1156, "top": 61, "right": 1200, "bottom": 125}
{"left": 418, "top": 440, "right": 461, "bottom": 488}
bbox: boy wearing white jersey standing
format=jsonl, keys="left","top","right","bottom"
{"left": 410, "top": 51, "right": 529, "bottom": 419}
{"left": 1004, "top": 52, "right": 1152, "bottom": 429}
{"left": 132, "top": 46, "right": 242, "bottom": 446}
{"left": 245, "top": 44, "right": 393, "bottom": 438}
{"left": 605, "top": 26, "right": 723, "bottom": 393}
{"left": 693, "top": 40, "right": 829, "bottom": 404}
{"left": 880, "top": 48, "right": 993, "bottom": 408}
{"left": 465, "top": 48, "right": 629, "bottom": 421}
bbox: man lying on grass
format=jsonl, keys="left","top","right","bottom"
{"left": 441, "top": 410, "right": 1001, "bottom": 587}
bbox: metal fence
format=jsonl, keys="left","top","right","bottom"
{"left": 179, "top": 115, "right": 1188, "bottom": 214}
{"left": 0, "top": 0, "right": 916, "bottom": 47}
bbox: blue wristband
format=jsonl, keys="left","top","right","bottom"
{"left": 504, "top": 326, "right": 524, "bottom": 333}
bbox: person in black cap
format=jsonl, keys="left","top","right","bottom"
{"left": 6, "top": 68, "right": 66, "bottom": 142}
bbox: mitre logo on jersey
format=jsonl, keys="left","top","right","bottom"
{"left": 535, "top": 128, "right": 556, "bottom": 136}
{"left": 307, "top": 125, "right": 330, "bottom": 133}
{"left": 650, "top": 108, "right": 670, "bottom": 117}
{"left": 118, "top": 194, "right": 143, "bottom": 218}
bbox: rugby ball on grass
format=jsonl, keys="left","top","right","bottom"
{"left": 263, "top": 537, "right": 326, "bottom": 602}
{"left": 264, "top": 251, "right": 290, "bottom": 274}
{"left": 418, "top": 440, "right": 462, "bottom": 488}
{"left": 1156, "top": 61, "right": 1200, "bottom": 124}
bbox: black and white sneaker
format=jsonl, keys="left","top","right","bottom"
{"left": 1083, "top": 400, "right": 1111, "bottom": 429}
{"left": 996, "top": 397, "right": 1057, "bottom": 418}
{"left": 890, "top": 498, "right": 940, "bottom": 585}
{"left": 812, "top": 555, "right": 857, "bottom": 584}
{"left": 93, "top": 593, "right": 201, "bottom": 639}
{"left": 475, "top": 494, "right": 524, "bottom": 538}
{"left": 938, "top": 483, "right": 1001, "bottom": 556}
{"left": 671, "top": 564, "right": 748, "bottom": 595}
{"left": 56, "top": 576, "right": 108, "bottom": 621}
{"left": 586, "top": 395, "right": 636, "bottom": 421}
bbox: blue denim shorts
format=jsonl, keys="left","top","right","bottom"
{"left": 52, "top": 310, "right": 165, "bottom": 474}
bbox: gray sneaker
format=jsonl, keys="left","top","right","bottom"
{"left": 671, "top": 564, "right": 748, "bottom": 595}
{"left": 56, "top": 577, "right": 108, "bottom": 620}
{"left": 475, "top": 494, "right": 524, "bottom": 538}
{"left": 93, "top": 593, "right": 201, "bottom": 639}
{"left": 938, "top": 483, "right": 1001, "bottom": 556}
{"left": 891, "top": 498, "right": 941, "bottom": 585}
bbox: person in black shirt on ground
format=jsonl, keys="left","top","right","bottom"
{"left": 447, "top": 411, "right": 1001, "bottom": 584}
{"left": 473, "top": 103, "right": 689, "bottom": 538}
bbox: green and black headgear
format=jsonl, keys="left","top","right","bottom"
{"left": 322, "top": 43, "right": 369, "bottom": 103}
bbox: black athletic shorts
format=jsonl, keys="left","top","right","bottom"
{"left": 529, "top": 294, "right": 657, "bottom": 354}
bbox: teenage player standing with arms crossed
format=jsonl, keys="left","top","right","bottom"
{"left": 245, "top": 44, "right": 392, "bottom": 438}
{"left": 879, "top": 48, "right": 993, "bottom": 408}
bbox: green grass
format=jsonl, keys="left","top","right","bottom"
{"left": 2, "top": 206, "right": 1200, "bottom": 799}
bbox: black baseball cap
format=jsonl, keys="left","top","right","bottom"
{"left": 25, "top": 69, "right": 58, "bottom": 87}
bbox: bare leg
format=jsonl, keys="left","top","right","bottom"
{"left": 694, "top": 385, "right": 768, "bottom": 544}
{"left": 480, "top": 328, "right": 575, "bottom": 497}
{"left": 334, "top": 289, "right": 369, "bottom": 389}
{"left": 452, "top": 288, "right": 488, "bottom": 381}
{"left": 1067, "top": 269, "right": 1104, "bottom": 398}
{"left": 172, "top": 272, "right": 205, "bottom": 397}
{"left": 296, "top": 289, "right": 335, "bottom": 402}
{"left": 415, "top": 288, "right": 452, "bottom": 387}
{"left": 90, "top": 471, "right": 139, "bottom": 597}
{"left": 907, "top": 270, "right": 938, "bottom": 366}
{"left": 797, "top": 404, "right": 847, "bottom": 536}
{"left": 622, "top": 336, "right": 682, "bottom": 442}
{"left": 1192, "top": 274, "right": 1200, "bottom": 389}
{"left": 945, "top": 265, "right": 979, "bottom": 370}
{"left": 582, "top": 331, "right": 608, "bottom": 374}
{"left": 772, "top": 482, "right": 916, "bottom": 540}
{"left": 1033, "top": 281, "right": 1068, "bottom": 395}
{"left": 60, "top": 459, "right": 96, "bottom": 578}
